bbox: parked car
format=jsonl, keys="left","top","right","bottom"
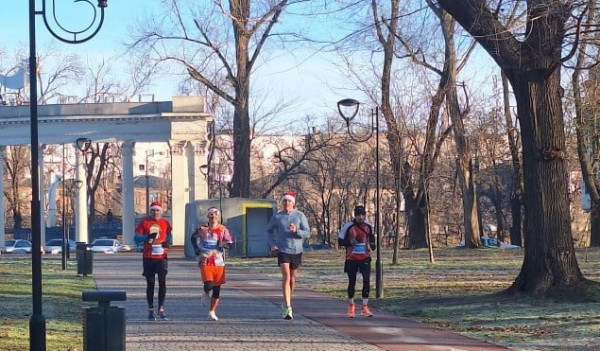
{"left": 90, "top": 238, "right": 122, "bottom": 254}
{"left": 44, "top": 239, "right": 77, "bottom": 254}
{"left": 1, "top": 239, "right": 45, "bottom": 254}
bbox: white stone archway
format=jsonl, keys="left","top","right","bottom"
{"left": 0, "top": 96, "right": 211, "bottom": 247}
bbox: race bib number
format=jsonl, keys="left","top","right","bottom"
{"left": 151, "top": 244, "right": 164, "bottom": 256}
{"left": 202, "top": 240, "right": 218, "bottom": 250}
{"left": 352, "top": 243, "right": 366, "bottom": 254}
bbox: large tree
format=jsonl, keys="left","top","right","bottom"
{"left": 437, "top": 0, "right": 592, "bottom": 294}
{"left": 130, "top": 0, "right": 307, "bottom": 197}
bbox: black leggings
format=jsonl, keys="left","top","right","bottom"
{"left": 203, "top": 281, "right": 221, "bottom": 299}
{"left": 146, "top": 270, "right": 167, "bottom": 308}
{"left": 346, "top": 260, "right": 371, "bottom": 299}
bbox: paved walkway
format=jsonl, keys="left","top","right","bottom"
{"left": 91, "top": 253, "right": 510, "bottom": 351}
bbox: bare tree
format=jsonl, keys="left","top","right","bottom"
{"left": 257, "top": 123, "right": 341, "bottom": 198}
{"left": 81, "top": 143, "right": 120, "bottom": 227}
{"left": 4, "top": 146, "right": 29, "bottom": 229}
{"left": 37, "top": 50, "right": 84, "bottom": 104}
{"left": 438, "top": 0, "right": 592, "bottom": 294}
{"left": 572, "top": 1, "right": 600, "bottom": 247}
{"left": 78, "top": 56, "right": 122, "bottom": 103}
{"left": 501, "top": 72, "right": 525, "bottom": 247}
{"left": 129, "top": 0, "right": 311, "bottom": 197}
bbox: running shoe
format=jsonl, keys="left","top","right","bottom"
{"left": 200, "top": 293, "right": 210, "bottom": 306}
{"left": 361, "top": 305, "right": 373, "bottom": 317}
{"left": 148, "top": 310, "right": 157, "bottom": 321}
{"left": 347, "top": 303, "right": 355, "bottom": 318}
{"left": 283, "top": 306, "right": 293, "bottom": 320}
{"left": 208, "top": 311, "right": 219, "bottom": 321}
{"left": 158, "top": 309, "right": 168, "bottom": 320}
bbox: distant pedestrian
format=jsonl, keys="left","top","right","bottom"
{"left": 106, "top": 209, "right": 114, "bottom": 223}
{"left": 338, "top": 205, "right": 375, "bottom": 318}
{"left": 134, "top": 201, "right": 172, "bottom": 321}
{"left": 265, "top": 191, "right": 310, "bottom": 320}
{"left": 191, "top": 207, "right": 234, "bottom": 321}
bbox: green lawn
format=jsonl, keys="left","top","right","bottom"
{"left": 228, "top": 247, "right": 600, "bottom": 351}
{"left": 0, "top": 257, "right": 94, "bottom": 351}
{"left": 2, "top": 247, "right": 600, "bottom": 350}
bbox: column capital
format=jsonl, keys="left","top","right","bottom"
{"left": 170, "top": 140, "right": 188, "bottom": 155}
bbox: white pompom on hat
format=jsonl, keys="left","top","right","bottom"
{"left": 149, "top": 201, "right": 163, "bottom": 211}
{"left": 281, "top": 191, "right": 296, "bottom": 204}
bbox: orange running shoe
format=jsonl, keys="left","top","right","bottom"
{"left": 347, "top": 303, "right": 355, "bottom": 318}
{"left": 361, "top": 305, "right": 373, "bottom": 317}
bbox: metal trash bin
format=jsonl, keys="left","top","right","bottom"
{"left": 76, "top": 242, "right": 93, "bottom": 276}
{"left": 82, "top": 290, "right": 126, "bottom": 351}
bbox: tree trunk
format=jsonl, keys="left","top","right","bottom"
{"left": 405, "top": 195, "right": 428, "bottom": 249}
{"left": 509, "top": 195, "right": 523, "bottom": 247}
{"left": 502, "top": 73, "right": 524, "bottom": 247}
{"left": 442, "top": 11, "right": 481, "bottom": 249}
{"left": 591, "top": 207, "right": 600, "bottom": 247}
{"left": 14, "top": 211, "right": 22, "bottom": 229}
{"left": 457, "top": 154, "right": 480, "bottom": 248}
{"left": 229, "top": 1, "right": 252, "bottom": 198}
{"left": 230, "top": 104, "right": 251, "bottom": 197}
{"left": 506, "top": 70, "right": 585, "bottom": 293}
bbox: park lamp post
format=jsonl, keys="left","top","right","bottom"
{"left": 200, "top": 164, "right": 224, "bottom": 218}
{"left": 141, "top": 150, "right": 163, "bottom": 212}
{"left": 29, "top": 1, "right": 108, "bottom": 349}
{"left": 337, "top": 98, "right": 383, "bottom": 299}
{"left": 75, "top": 137, "right": 92, "bottom": 213}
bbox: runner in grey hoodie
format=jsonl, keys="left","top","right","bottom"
{"left": 265, "top": 191, "right": 310, "bottom": 319}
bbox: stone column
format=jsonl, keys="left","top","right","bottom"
{"left": 75, "top": 147, "right": 88, "bottom": 243}
{"left": 121, "top": 141, "right": 135, "bottom": 246}
{"left": 47, "top": 170, "right": 59, "bottom": 228}
{"left": 170, "top": 141, "right": 188, "bottom": 246}
{"left": 190, "top": 141, "right": 209, "bottom": 201}
{"left": 39, "top": 148, "right": 46, "bottom": 245}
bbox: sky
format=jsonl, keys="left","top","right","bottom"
{"left": 0, "top": 1, "right": 500, "bottom": 131}
{"left": 4, "top": 1, "right": 148, "bottom": 54}
{"left": 0, "top": 0, "right": 346, "bottom": 126}
{"left": 2, "top": 1, "right": 185, "bottom": 101}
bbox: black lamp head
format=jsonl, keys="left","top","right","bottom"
{"left": 337, "top": 98, "right": 360, "bottom": 124}
{"left": 75, "top": 138, "right": 92, "bottom": 152}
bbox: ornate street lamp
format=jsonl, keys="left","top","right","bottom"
{"left": 75, "top": 136, "right": 92, "bottom": 224}
{"left": 141, "top": 150, "right": 163, "bottom": 212}
{"left": 199, "top": 164, "right": 223, "bottom": 220}
{"left": 337, "top": 98, "right": 383, "bottom": 298}
{"left": 76, "top": 138, "right": 92, "bottom": 153}
{"left": 29, "top": 1, "right": 108, "bottom": 349}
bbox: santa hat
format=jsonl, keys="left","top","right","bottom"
{"left": 281, "top": 191, "right": 296, "bottom": 204}
{"left": 149, "top": 201, "right": 163, "bottom": 211}
{"left": 207, "top": 207, "right": 220, "bottom": 216}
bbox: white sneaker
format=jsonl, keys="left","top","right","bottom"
{"left": 208, "top": 311, "right": 219, "bottom": 321}
{"left": 200, "top": 293, "right": 210, "bottom": 306}
{"left": 283, "top": 306, "right": 293, "bottom": 320}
